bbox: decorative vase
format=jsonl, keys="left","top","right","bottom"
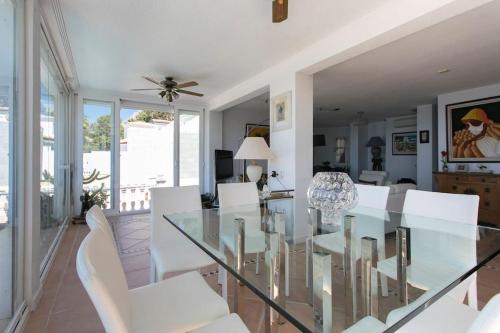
{"left": 307, "top": 172, "right": 358, "bottom": 224}
{"left": 442, "top": 164, "right": 449, "bottom": 172}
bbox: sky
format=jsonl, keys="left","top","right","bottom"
{"left": 83, "top": 104, "right": 136, "bottom": 123}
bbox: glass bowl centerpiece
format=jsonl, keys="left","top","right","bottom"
{"left": 307, "top": 172, "right": 358, "bottom": 224}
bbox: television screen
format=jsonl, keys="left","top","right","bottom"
{"left": 215, "top": 150, "right": 234, "bottom": 181}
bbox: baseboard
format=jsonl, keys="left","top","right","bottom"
{"left": 4, "top": 302, "right": 28, "bottom": 333}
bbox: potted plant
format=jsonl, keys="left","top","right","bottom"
{"left": 74, "top": 169, "right": 110, "bottom": 224}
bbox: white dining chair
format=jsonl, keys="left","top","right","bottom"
{"left": 86, "top": 205, "right": 117, "bottom": 251}
{"left": 150, "top": 186, "right": 227, "bottom": 299}
{"left": 343, "top": 293, "right": 500, "bottom": 333}
{"left": 189, "top": 313, "right": 250, "bottom": 333}
{"left": 217, "top": 182, "right": 266, "bottom": 275}
{"left": 377, "top": 189, "right": 479, "bottom": 309}
{"left": 312, "top": 184, "right": 391, "bottom": 296}
{"left": 389, "top": 293, "right": 500, "bottom": 333}
{"left": 77, "top": 227, "right": 250, "bottom": 333}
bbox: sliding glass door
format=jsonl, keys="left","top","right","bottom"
{"left": 179, "top": 111, "right": 200, "bottom": 186}
{"left": 82, "top": 100, "right": 114, "bottom": 210}
{"left": 39, "top": 31, "right": 70, "bottom": 269}
{"left": 79, "top": 102, "right": 201, "bottom": 214}
{"left": 119, "top": 106, "right": 175, "bottom": 212}
{"left": 0, "top": 0, "right": 23, "bottom": 330}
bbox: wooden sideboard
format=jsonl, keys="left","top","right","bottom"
{"left": 434, "top": 172, "right": 499, "bottom": 227}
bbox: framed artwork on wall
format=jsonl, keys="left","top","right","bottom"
{"left": 446, "top": 95, "right": 500, "bottom": 162}
{"left": 419, "top": 130, "right": 429, "bottom": 144}
{"left": 245, "top": 123, "right": 270, "bottom": 145}
{"left": 271, "top": 91, "right": 292, "bottom": 132}
{"left": 392, "top": 132, "right": 417, "bottom": 155}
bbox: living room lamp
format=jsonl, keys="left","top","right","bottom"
{"left": 234, "top": 137, "right": 275, "bottom": 182}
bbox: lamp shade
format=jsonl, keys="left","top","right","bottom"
{"left": 234, "top": 137, "right": 275, "bottom": 160}
{"left": 366, "top": 136, "right": 385, "bottom": 147}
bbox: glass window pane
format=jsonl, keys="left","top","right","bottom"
{"left": 40, "top": 34, "right": 69, "bottom": 268}
{"left": 119, "top": 108, "right": 174, "bottom": 212}
{"left": 179, "top": 112, "right": 200, "bottom": 186}
{"left": 0, "top": 0, "right": 23, "bottom": 329}
{"left": 82, "top": 100, "right": 114, "bottom": 211}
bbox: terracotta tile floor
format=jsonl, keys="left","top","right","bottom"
{"left": 22, "top": 214, "right": 499, "bottom": 333}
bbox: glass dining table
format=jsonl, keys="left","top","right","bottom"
{"left": 164, "top": 198, "right": 500, "bottom": 333}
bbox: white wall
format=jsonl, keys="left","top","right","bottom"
{"left": 358, "top": 124, "right": 369, "bottom": 172}
{"left": 222, "top": 100, "right": 269, "bottom": 179}
{"left": 204, "top": 110, "right": 223, "bottom": 193}
{"left": 313, "top": 126, "right": 350, "bottom": 166}
{"left": 385, "top": 115, "right": 418, "bottom": 183}
{"left": 417, "top": 104, "right": 437, "bottom": 191}
{"left": 438, "top": 82, "right": 500, "bottom": 173}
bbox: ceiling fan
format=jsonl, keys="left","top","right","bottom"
{"left": 132, "top": 76, "right": 204, "bottom": 102}
{"left": 272, "top": 0, "right": 288, "bottom": 23}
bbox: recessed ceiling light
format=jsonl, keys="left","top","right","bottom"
{"left": 437, "top": 68, "right": 450, "bottom": 74}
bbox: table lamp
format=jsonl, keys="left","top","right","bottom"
{"left": 234, "top": 137, "right": 275, "bottom": 182}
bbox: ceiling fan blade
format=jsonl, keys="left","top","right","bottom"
{"left": 176, "top": 81, "right": 198, "bottom": 89}
{"left": 131, "top": 88, "right": 163, "bottom": 91}
{"left": 142, "top": 76, "right": 163, "bottom": 87}
{"left": 177, "top": 89, "right": 204, "bottom": 97}
{"left": 272, "top": 0, "right": 288, "bottom": 23}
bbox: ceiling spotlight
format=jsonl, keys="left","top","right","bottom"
{"left": 437, "top": 68, "right": 450, "bottom": 74}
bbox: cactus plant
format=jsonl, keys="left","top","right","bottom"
{"left": 83, "top": 168, "right": 110, "bottom": 185}
{"left": 80, "top": 183, "right": 109, "bottom": 217}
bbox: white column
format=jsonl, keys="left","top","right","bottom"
{"left": 417, "top": 104, "right": 436, "bottom": 191}
{"left": 269, "top": 72, "right": 313, "bottom": 197}
{"left": 269, "top": 72, "right": 313, "bottom": 239}
{"left": 25, "top": 0, "right": 42, "bottom": 307}
{"left": 203, "top": 110, "right": 222, "bottom": 193}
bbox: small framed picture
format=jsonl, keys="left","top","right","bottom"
{"left": 271, "top": 91, "right": 292, "bottom": 132}
{"left": 392, "top": 132, "right": 417, "bottom": 155}
{"left": 419, "top": 130, "right": 429, "bottom": 144}
{"left": 456, "top": 164, "right": 469, "bottom": 172}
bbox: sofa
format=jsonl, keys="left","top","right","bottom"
{"left": 358, "top": 170, "right": 417, "bottom": 213}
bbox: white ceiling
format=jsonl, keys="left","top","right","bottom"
{"left": 314, "top": 1, "right": 500, "bottom": 127}
{"left": 61, "top": 0, "right": 389, "bottom": 104}
{"left": 223, "top": 92, "right": 270, "bottom": 116}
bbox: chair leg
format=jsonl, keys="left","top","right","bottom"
{"left": 256, "top": 252, "right": 260, "bottom": 275}
{"left": 305, "top": 237, "right": 310, "bottom": 288}
{"left": 467, "top": 274, "right": 478, "bottom": 310}
{"left": 150, "top": 256, "right": 157, "bottom": 283}
{"left": 220, "top": 267, "right": 228, "bottom": 301}
{"left": 378, "top": 246, "right": 389, "bottom": 297}
{"left": 285, "top": 242, "right": 290, "bottom": 296}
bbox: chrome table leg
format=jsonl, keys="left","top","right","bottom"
{"left": 396, "top": 226, "right": 411, "bottom": 305}
{"left": 361, "top": 236, "right": 378, "bottom": 318}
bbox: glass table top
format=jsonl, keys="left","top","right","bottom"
{"left": 164, "top": 198, "right": 500, "bottom": 333}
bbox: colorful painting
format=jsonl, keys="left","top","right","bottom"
{"left": 246, "top": 123, "right": 270, "bottom": 145}
{"left": 392, "top": 132, "right": 417, "bottom": 155}
{"left": 446, "top": 96, "right": 500, "bottom": 162}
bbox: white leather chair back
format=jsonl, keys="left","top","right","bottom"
{"left": 217, "top": 182, "right": 259, "bottom": 208}
{"left": 402, "top": 189, "right": 479, "bottom": 305}
{"left": 218, "top": 182, "right": 263, "bottom": 247}
{"left": 467, "top": 294, "right": 500, "bottom": 333}
{"left": 86, "top": 205, "right": 117, "bottom": 251}
{"left": 150, "top": 186, "right": 202, "bottom": 242}
{"left": 403, "top": 190, "right": 479, "bottom": 226}
{"left": 77, "top": 229, "right": 131, "bottom": 333}
{"left": 355, "top": 184, "right": 390, "bottom": 210}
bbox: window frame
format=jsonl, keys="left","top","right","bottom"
{"left": 76, "top": 96, "right": 204, "bottom": 216}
